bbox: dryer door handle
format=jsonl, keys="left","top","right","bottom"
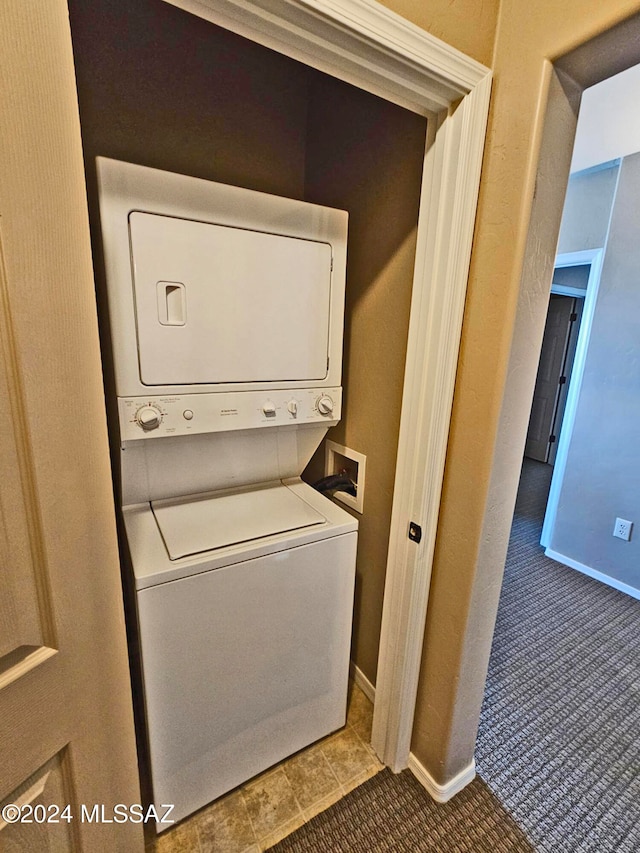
{"left": 157, "top": 281, "right": 186, "bottom": 326}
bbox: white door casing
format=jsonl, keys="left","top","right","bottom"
{"left": 162, "top": 0, "right": 491, "bottom": 772}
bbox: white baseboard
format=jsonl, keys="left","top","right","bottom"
{"left": 407, "top": 753, "right": 476, "bottom": 803}
{"left": 350, "top": 661, "right": 475, "bottom": 802}
{"left": 349, "top": 661, "right": 376, "bottom": 704}
{"left": 545, "top": 548, "right": 640, "bottom": 601}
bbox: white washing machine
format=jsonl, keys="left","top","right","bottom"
{"left": 97, "top": 158, "right": 357, "bottom": 828}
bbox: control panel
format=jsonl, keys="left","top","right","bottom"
{"left": 118, "top": 388, "right": 342, "bottom": 441}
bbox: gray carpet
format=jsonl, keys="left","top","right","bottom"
{"left": 476, "top": 458, "right": 640, "bottom": 852}
{"left": 269, "top": 767, "right": 534, "bottom": 852}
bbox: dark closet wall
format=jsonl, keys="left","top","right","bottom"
{"left": 69, "top": 0, "right": 309, "bottom": 198}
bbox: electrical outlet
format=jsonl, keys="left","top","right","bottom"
{"left": 613, "top": 517, "right": 633, "bottom": 541}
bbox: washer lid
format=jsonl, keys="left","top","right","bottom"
{"left": 151, "top": 482, "right": 326, "bottom": 560}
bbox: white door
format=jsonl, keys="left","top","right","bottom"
{"left": 525, "top": 295, "right": 577, "bottom": 462}
{"left": 0, "top": 3, "right": 142, "bottom": 850}
{"left": 547, "top": 296, "right": 584, "bottom": 465}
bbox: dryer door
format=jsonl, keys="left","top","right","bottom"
{"left": 129, "top": 212, "right": 333, "bottom": 386}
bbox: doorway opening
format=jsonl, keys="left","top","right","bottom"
{"left": 538, "top": 251, "right": 604, "bottom": 551}
{"left": 522, "top": 248, "right": 605, "bottom": 556}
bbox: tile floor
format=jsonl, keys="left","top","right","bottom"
{"left": 145, "top": 682, "right": 382, "bottom": 852}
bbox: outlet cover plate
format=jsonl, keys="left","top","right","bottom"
{"left": 613, "top": 517, "right": 633, "bottom": 541}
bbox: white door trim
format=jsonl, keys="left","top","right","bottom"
{"left": 163, "top": 0, "right": 492, "bottom": 773}
{"left": 550, "top": 283, "right": 587, "bottom": 297}
{"left": 541, "top": 248, "right": 605, "bottom": 548}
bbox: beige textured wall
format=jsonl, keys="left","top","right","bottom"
{"left": 402, "top": 0, "right": 640, "bottom": 783}
{"left": 382, "top": 0, "right": 499, "bottom": 66}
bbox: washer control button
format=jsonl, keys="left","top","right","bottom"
{"left": 262, "top": 403, "right": 277, "bottom": 417}
{"left": 287, "top": 400, "right": 298, "bottom": 417}
{"left": 183, "top": 409, "right": 194, "bottom": 420}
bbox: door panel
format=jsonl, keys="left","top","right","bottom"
{"left": 0, "top": 353, "right": 49, "bottom": 659}
{"left": 525, "top": 295, "right": 575, "bottom": 462}
{"left": 0, "top": 2, "right": 141, "bottom": 850}
{"left": 1, "top": 753, "right": 74, "bottom": 852}
{"left": 547, "top": 296, "right": 584, "bottom": 465}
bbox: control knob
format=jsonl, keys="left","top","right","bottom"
{"left": 135, "top": 405, "right": 162, "bottom": 431}
{"left": 317, "top": 395, "right": 334, "bottom": 416}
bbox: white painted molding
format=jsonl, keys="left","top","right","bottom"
{"left": 162, "top": 0, "right": 492, "bottom": 777}
{"left": 165, "top": 0, "right": 488, "bottom": 114}
{"left": 372, "top": 73, "right": 492, "bottom": 772}
{"left": 545, "top": 549, "right": 640, "bottom": 601}
{"left": 550, "top": 283, "right": 587, "bottom": 297}
{"left": 350, "top": 661, "right": 376, "bottom": 704}
{"left": 553, "top": 249, "right": 605, "bottom": 266}
{"left": 408, "top": 753, "right": 476, "bottom": 803}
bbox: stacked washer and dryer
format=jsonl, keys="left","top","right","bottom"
{"left": 97, "top": 158, "right": 357, "bottom": 829}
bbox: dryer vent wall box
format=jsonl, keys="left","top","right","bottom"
{"left": 97, "top": 158, "right": 357, "bottom": 830}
